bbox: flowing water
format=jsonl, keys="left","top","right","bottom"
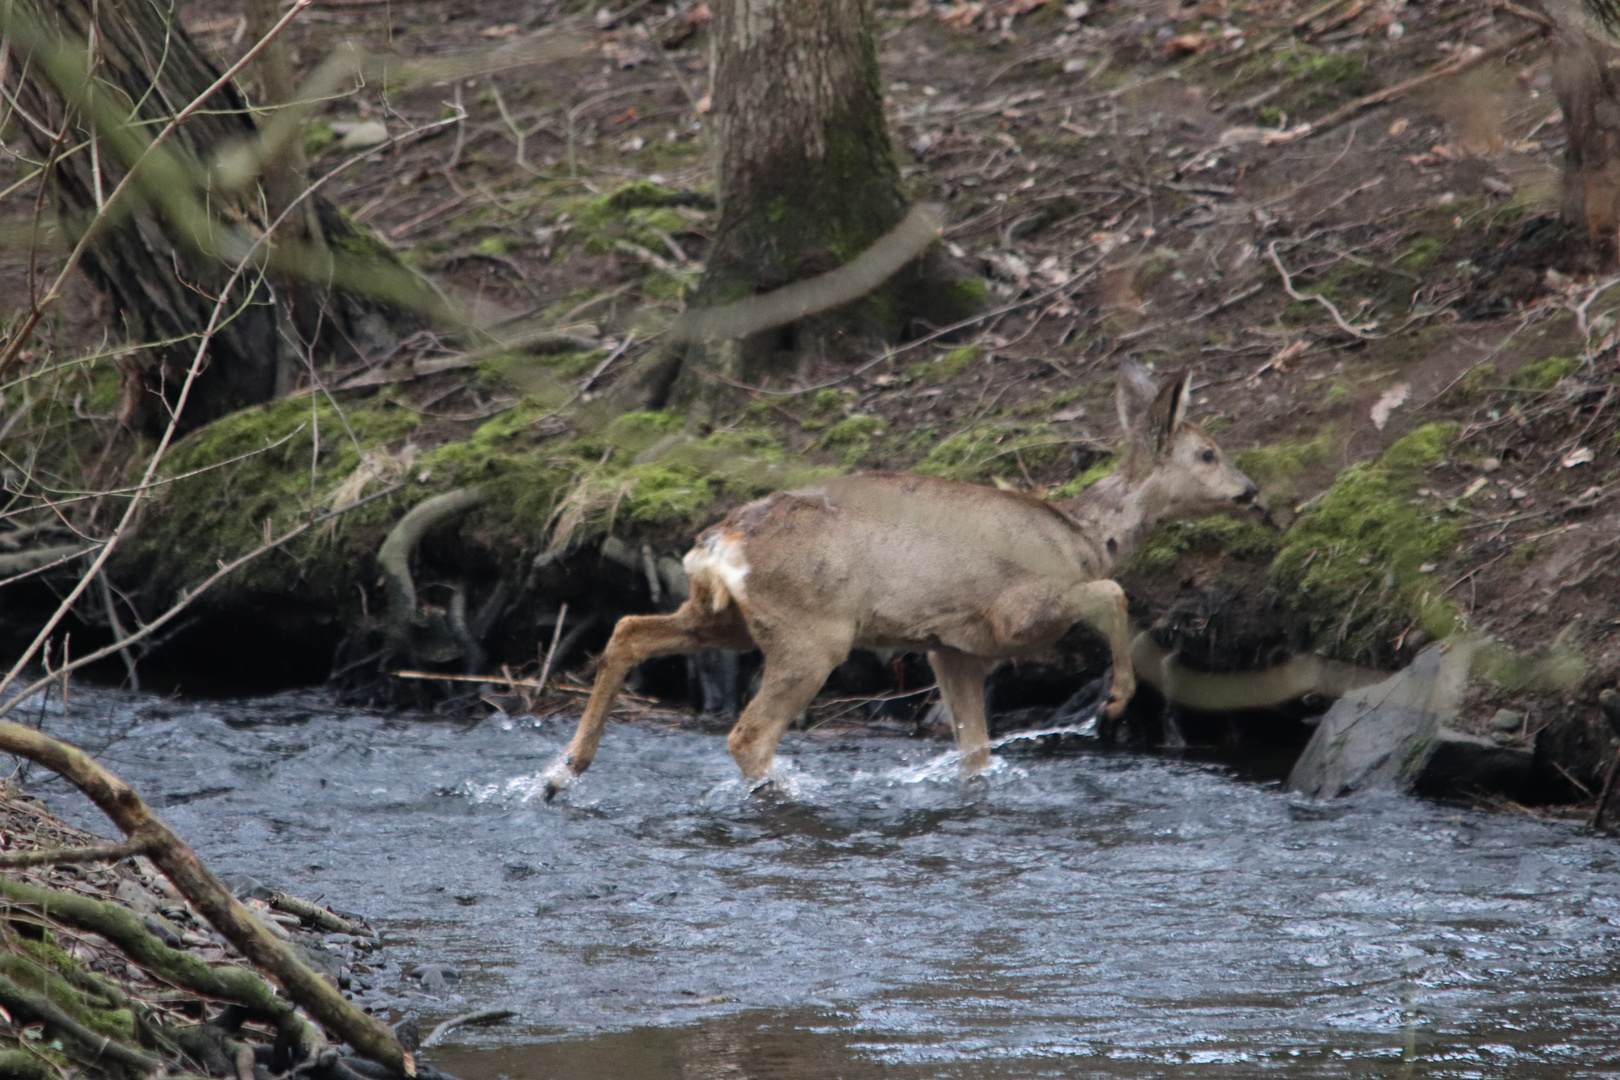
{"left": 16, "top": 688, "right": 1620, "bottom": 1079}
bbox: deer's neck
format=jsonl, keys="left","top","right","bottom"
{"left": 1054, "top": 472, "right": 1157, "bottom": 574}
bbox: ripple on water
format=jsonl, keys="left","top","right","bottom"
{"left": 24, "top": 687, "right": 1620, "bottom": 1079}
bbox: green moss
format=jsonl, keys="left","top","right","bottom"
{"left": 476, "top": 236, "right": 514, "bottom": 256}
{"left": 908, "top": 345, "right": 979, "bottom": 382}
{"left": 913, "top": 421, "right": 1066, "bottom": 482}
{"left": 119, "top": 396, "right": 422, "bottom": 602}
{"left": 1129, "top": 514, "right": 1279, "bottom": 572}
{"left": 304, "top": 119, "right": 335, "bottom": 158}
{"left": 1050, "top": 454, "right": 1117, "bottom": 498}
{"left": 948, "top": 276, "right": 991, "bottom": 309}
{"left": 1, "top": 943, "right": 135, "bottom": 1044}
{"left": 1397, "top": 236, "right": 1446, "bottom": 272}
{"left": 1013, "top": 388, "right": 1081, "bottom": 418}
{"left": 1271, "top": 423, "right": 1462, "bottom": 663}
{"left": 1509, "top": 355, "right": 1579, "bottom": 391}
{"left": 818, "top": 414, "right": 887, "bottom": 466}
{"left": 1234, "top": 429, "right": 1333, "bottom": 505}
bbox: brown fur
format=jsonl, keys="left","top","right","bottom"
{"left": 545, "top": 364, "right": 1258, "bottom": 796}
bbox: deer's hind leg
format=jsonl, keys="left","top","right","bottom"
{"left": 726, "top": 624, "right": 852, "bottom": 781}
{"left": 549, "top": 601, "right": 752, "bottom": 795}
{"left": 927, "top": 648, "right": 993, "bottom": 775}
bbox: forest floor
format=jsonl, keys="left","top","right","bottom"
{"left": 6, "top": 0, "right": 1620, "bottom": 801}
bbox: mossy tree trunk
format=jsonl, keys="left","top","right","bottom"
{"left": 8, "top": 0, "right": 410, "bottom": 432}
{"left": 664, "top": 0, "right": 970, "bottom": 405}
{"left": 1549, "top": 0, "right": 1620, "bottom": 264}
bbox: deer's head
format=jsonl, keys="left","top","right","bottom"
{"left": 1115, "top": 362, "right": 1258, "bottom": 519}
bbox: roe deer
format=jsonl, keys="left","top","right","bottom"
{"left": 545, "top": 363, "right": 1257, "bottom": 797}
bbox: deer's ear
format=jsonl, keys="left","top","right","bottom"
{"left": 1146, "top": 370, "right": 1190, "bottom": 453}
{"left": 1116, "top": 361, "right": 1159, "bottom": 438}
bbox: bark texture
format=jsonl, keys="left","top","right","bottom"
{"left": 670, "top": 0, "right": 968, "bottom": 399}
{"left": 9, "top": 0, "right": 413, "bottom": 431}
{"left": 9, "top": 0, "right": 279, "bottom": 430}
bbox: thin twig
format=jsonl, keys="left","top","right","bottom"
{"left": 537, "top": 602, "right": 569, "bottom": 691}
{"left": 1267, "top": 240, "right": 1381, "bottom": 339}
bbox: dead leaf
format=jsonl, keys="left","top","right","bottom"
{"left": 1370, "top": 382, "right": 1410, "bottom": 431}
{"left": 1562, "top": 446, "right": 1595, "bottom": 468}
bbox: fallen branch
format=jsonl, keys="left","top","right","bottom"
{"left": 0, "top": 971, "right": 163, "bottom": 1074}
{"left": 0, "top": 876, "right": 311, "bottom": 1029}
{"left": 377, "top": 487, "right": 487, "bottom": 656}
{"left": 270, "top": 892, "right": 358, "bottom": 936}
{"left": 1267, "top": 241, "right": 1381, "bottom": 339}
{"left": 0, "top": 837, "right": 152, "bottom": 869}
{"left": 420, "top": 1009, "right": 518, "bottom": 1049}
{"left": 0, "top": 728, "right": 411, "bottom": 1075}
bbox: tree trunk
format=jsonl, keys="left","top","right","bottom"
{"left": 9, "top": 0, "right": 279, "bottom": 431}
{"left": 8, "top": 0, "right": 416, "bottom": 431}
{"left": 1550, "top": 1, "right": 1620, "bottom": 264}
{"left": 665, "top": 0, "right": 972, "bottom": 404}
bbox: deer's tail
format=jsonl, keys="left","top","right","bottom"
{"left": 682, "top": 528, "right": 750, "bottom": 614}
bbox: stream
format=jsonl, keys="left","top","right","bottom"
{"left": 17, "top": 687, "right": 1620, "bottom": 1079}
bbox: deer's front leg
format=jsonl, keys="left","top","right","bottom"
{"left": 1072, "top": 579, "right": 1134, "bottom": 718}
{"left": 928, "top": 648, "right": 992, "bottom": 775}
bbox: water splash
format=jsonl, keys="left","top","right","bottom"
{"left": 460, "top": 772, "right": 555, "bottom": 804}
{"left": 987, "top": 717, "right": 1100, "bottom": 748}
{"left": 882, "top": 749, "right": 1028, "bottom": 785}
{"left": 702, "top": 756, "right": 828, "bottom": 806}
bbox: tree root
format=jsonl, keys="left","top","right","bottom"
{"left": 376, "top": 487, "right": 487, "bottom": 670}
{"left": 0, "top": 971, "right": 163, "bottom": 1074}
{"left": 0, "top": 723, "right": 412, "bottom": 1076}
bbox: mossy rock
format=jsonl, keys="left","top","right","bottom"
{"left": 1270, "top": 423, "right": 1461, "bottom": 664}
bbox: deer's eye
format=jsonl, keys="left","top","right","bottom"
{"left": 1201, "top": 449, "right": 1216, "bottom": 463}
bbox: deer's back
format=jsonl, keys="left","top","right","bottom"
{"left": 689, "top": 473, "right": 1106, "bottom": 646}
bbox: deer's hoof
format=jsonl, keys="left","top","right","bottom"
{"left": 1103, "top": 690, "right": 1129, "bottom": 720}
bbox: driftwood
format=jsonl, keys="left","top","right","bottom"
{"left": 0, "top": 723, "right": 413, "bottom": 1076}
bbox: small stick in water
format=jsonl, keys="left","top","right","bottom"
{"left": 537, "top": 602, "right": 568, "bottom": 692}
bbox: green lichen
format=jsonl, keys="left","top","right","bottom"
{"left": 1129, "top": 514, "right": 1279, "bottom": 572}
{"left": 1271, "top": 423, "right": 1462, "bottom": 663}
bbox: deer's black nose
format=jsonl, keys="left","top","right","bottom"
{"left": 1234, "top": 483, "right": 1259, "bottom": 505}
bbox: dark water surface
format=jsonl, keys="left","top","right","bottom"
{"left": 20, "top": 689, "right": 1620, "bottom": 1079}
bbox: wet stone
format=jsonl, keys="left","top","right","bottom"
{"left": 1488, "top": 708, "right": 1524, "bottom": 732}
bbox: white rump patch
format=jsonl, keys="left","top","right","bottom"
{"left": 683, "top": 532, "right": 750, "bottom": 611}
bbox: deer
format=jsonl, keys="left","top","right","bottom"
{"left": 543, "top": 363, "right": 1258, "bottom": 799}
